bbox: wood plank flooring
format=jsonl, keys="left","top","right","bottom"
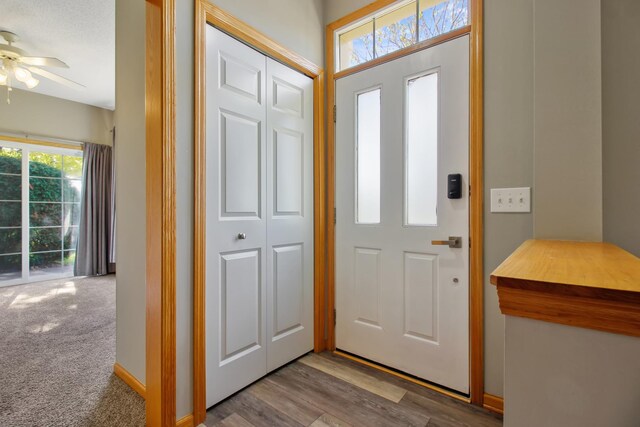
{"left": 204, "top": 352, "right": 502, "bottom": 427}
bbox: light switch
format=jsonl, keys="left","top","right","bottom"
{"left": 491, "top": 187, "right": 531, "bottom": 213}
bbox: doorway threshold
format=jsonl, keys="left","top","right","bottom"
{"left": 334, "top": 349, "right": 471, "bottom": 403}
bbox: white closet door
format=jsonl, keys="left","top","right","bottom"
{"left": 205, "top": 27, "right": 315, "bottom": 407}
{"left": 205, "top": 26, "right": 267, "bottom": 407}
{"left": 265, "top": 58, "right": 314, "bottom": 371}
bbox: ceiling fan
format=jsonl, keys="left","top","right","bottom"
{"left": 0, "top": 30, "right": 84, "bottom": 102}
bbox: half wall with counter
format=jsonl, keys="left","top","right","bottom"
{"left": 491, "top": 240, "right": 640, "bottom": 427}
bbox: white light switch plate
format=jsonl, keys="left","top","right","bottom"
{"left": 491, "top": 187, "right": 531, "bottom": 213}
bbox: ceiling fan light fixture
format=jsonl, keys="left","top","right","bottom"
{"left": 25, "top": 77, "right": 39, "bottom": 89}
{"left": 0, "top": 31, "right": 83, "bottom": 102}
{"left": 14, "top": 67, "right": 31, "bottom": 83}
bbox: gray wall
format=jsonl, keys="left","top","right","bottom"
{"left": 325, "top": 0, "right": 369, "bottom": 23}
{"left": 210, "top": 0, "right": 324, "bottom": 67}
{"left": 114, "top": 0, "right": 146, "bottom": 384}
{"left": 486, "top": 0, "right": 605, "bottom": 396}
{"left": 176, "top": 0, "right": 195, "bottom": 416}
{"left": 483, "top": 0, "right": 534, "bottom": 397}
{"left": 0, "top": 88, "right": 113, "bottom": 146}
{"left": 602, "top": 0, "right": 640, "bottom": 256}
{"left": 533, "top": 0, "right": 603, "bottom": 241}
{"left": 505, "top": 316, "right": 640, "bottom": 427}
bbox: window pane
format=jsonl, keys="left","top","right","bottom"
{"left": 406, "top": 72, "right": 438, "bottom": 226}
{"left": 63, "top": 226, "right": 79, "bottom": 250}
{"left": 375, "top": 2, "right": 417, "bottom": 58}
{"left": 30, "top": 251, "right": 62, "bottom": 275}
{"left": 29, "top": 152, "right": 62, "bottom": 177}
{"left": 0, "top": 147, "right": 22, "bottom": 174}
{"left": 30, "top": 177, "right": 62, "bottom": 202}
{"left": 339, "top": 20, "right": 374, "bottom": 71}
{"left": 0, "top": 147, "right": 22, "bottom": 282}
{"left": 0, "top": 202, "right": 21, "bottom": 227}
{"left": 0, "top": 174, "right": 22, "bottom": 201}
{"left": 63, "top": 250, "right": 75, "bottom": 274}
{"left": 64, "top": 203, "right": 81, "bottom": 226}
{"left": 419, "top": 0, "right": 469, "bottom": 41}
{"left": 63, "top": 155, "right": 83, "bottom": 179}
{"left": 63, "top": 179, "right": 82, "bottom": 202}
{"left": 30, "top": 203, "right": 62, "bottom": 227}
{"left": 0, "top": 254, "right": 21, "bottom": 280}
{"left": 30, "top": 227, "right": 62, "bottom": 252}
{"left": 356, "top": 89, "right": 381, "bottom": 224}
{"left": 0, "top": 228, "right": 21, "bottom": 254}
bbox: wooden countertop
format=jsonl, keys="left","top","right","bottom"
{"left": 491, "top": 240, "right": 640, "bottom": 337}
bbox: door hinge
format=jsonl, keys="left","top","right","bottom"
{"left": 334, "top": 207, "right": 337, "bottom": 224}
{"left": 469, "top": 185, "right": 471, "bottom": 197}
{"left": 333, "top": 308, "right": 336, "bottom": 325}
{"left": 333, "top": 105, "right": 337, "bottom": 123}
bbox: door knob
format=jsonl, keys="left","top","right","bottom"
{"left": 237, "top": 233, "right": 247, "bottom": 240}
{"left": 431, "top": 236, "right": 462, "bottom": 248}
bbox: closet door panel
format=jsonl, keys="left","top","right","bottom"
{"left": 266, "top": 58, "right": 314, "bottom": 371}
{"left": 205, "top": 26, "right": 267, "bottom": 408}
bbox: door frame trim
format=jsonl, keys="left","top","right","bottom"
{"left": 325, "top": 0, "right": 485, "bottom": 406}
{"left": 193, "top": 2, "right": 325, "bottom": 423}
{"left": 145, "top": 0, "right": 176, "bottom": 424}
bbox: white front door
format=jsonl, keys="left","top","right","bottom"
{"left": 335, "top": 36, "right": 470, "bottom": 393}
{"left": 205, "top": 26, "right": 314, "bottom": 407}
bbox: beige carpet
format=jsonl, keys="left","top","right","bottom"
{"left": 0, "top": 275, "right": 145, "bottom": 426}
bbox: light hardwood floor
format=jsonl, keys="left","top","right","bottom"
{"left": 205, "top": 352, "right": 502, "bottom": 427}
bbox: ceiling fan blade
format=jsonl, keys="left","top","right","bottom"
{"left": 20, "top": 56, "right": 69, "bottom": 68}
{"left": 27, "top": 67, "right": 85, "bottom": 89}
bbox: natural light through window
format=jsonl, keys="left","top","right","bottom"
{"left": 9, "top": 282, "right": 77, "bottom": 309}
{"left": 0, "top": 142, "right": 83, "bottom": 286}
{"left": 375, "top": 2, "right": 417, "bottom": 59}
{"left": 356, "top": 88, "right": 381, "bottom": 224}
{"left": 336, "top": 0, "right": 469, "bottom": 72}
{"left": 406, "top": 72, "right": 438, "bottom": 226}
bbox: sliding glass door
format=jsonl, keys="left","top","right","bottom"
{"left": 0, "top": 145, "right": 23, "bottom": 283}
{"left": 0, "top": 140, "right": 83, "bottom": 287}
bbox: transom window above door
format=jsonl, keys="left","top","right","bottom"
{"left": 335, "top": 0, "right": 470, "bottom": 72}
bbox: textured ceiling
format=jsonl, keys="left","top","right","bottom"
{"left": 1, "top": 0, "right": 115, "bottom": 110}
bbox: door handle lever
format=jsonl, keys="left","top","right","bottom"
{"left": 431, "top": 236, "right": 462, "bottom": 248}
